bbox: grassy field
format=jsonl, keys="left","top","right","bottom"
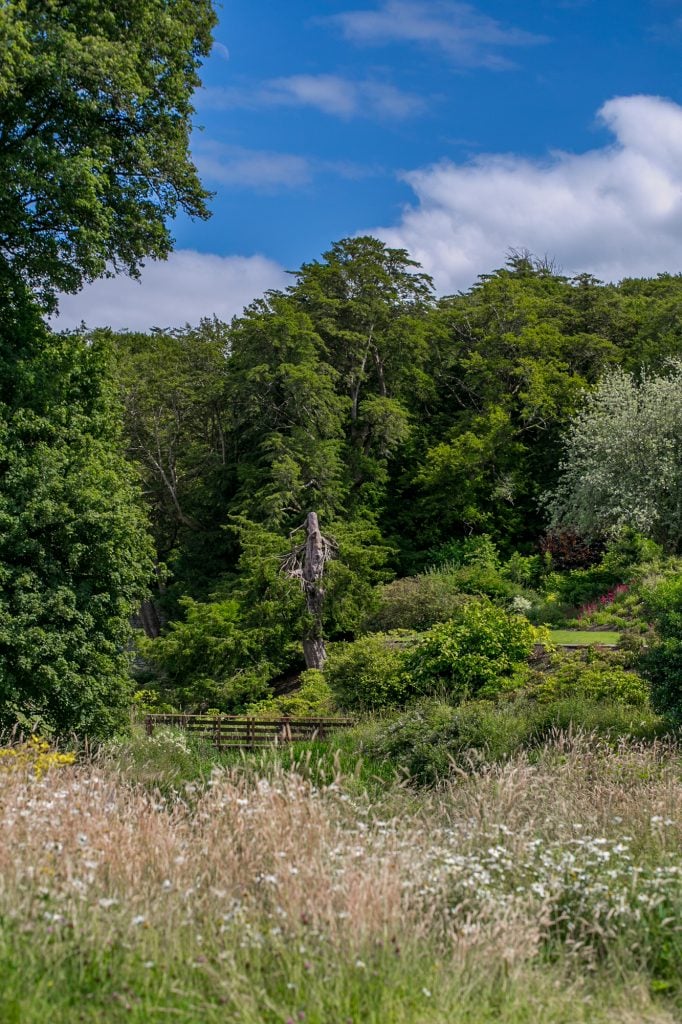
{"left": 549, "top": 630, "right": 622, "bottom": 646}
{"left": 0, "top": 730, "right": 681, "bottom": 1022}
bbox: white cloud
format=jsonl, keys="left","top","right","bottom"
{"left": 192, "top": 141, "right": 382, "bottom": 191}
{"left": 375, "top": 95, "right": 682, "bottom": 292}
{"left": 199, "top": 74, "right": 424, "bottom": 120}
{"left": 326, "top": 1, "right": 547, "bottom": 68}
{"left": 52, "top": 251, "right": 287, "bottom": 332}
{"left": 193, "top": 144, "right": 312, "bottom": 191}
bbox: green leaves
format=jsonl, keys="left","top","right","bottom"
{"left": 0, "top": 292, "right": 154, "bottom": 737}
{"left": 0, "top": 0, "right": 216, "bottom": 306}
{"left": 404, "top": 601, "right": 541, "bottom": 703}
{"left": 548, "top": 362, "right": 682, "bottom": 552}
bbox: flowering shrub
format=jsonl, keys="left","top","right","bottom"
{"left": 578, "top": 584, "right": 629, "bottom": 620}
{"left": 0, "top": 736, "right": 75, "bottom": 779}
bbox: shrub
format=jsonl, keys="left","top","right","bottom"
{"left": 246, "top": 670, "right": 337, "bottom": 718}
{"left": 445, "top": 563, "right": 514, "bottom": 601}
{"left": 362, "top": 699, "right": 530, "bottom": 783}
{"left": 640, "top": 574, "right": 682, "bottom": 723}
{"left": 533, "top": 652, "right": 649, "bottom": 707}
{"left": 132, "top": 689, "right": 178, "bottom": 716}
{"left": 540, "top": 529, "right": 603, "bottom": 569}
{"left": 526, "top": 596, "right": 575, "bottom": 627}
{"left": 403, "top": 600, "right": 542, "bottom": 702}
{"left": 0, "top": 736, "right": 75, "bottom": 780}
{"left": 360, "top": 695, "right": 664, "bottom": 784}
{"left": 503, "top": 551, "right": 551, "bottom": 589}
{"left": 554, "top": 565, "right": 623, "bottom": 607}
{"left": 324, "top": 634, "right": 409, "bottom": 712}
{"left": 364, "top": 570, "right": 471, "bottom": 631}
{"left": 427, "top": 533, "right": 501, "bottom": 570}
{"left": 139, "top": 598, "right": 280, "bottom": 713}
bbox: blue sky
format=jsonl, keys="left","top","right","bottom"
{"left": 58, "top": 0, "right": 682, "bottom": 329}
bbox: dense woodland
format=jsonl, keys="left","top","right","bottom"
{"left": 2, "top": 0, "right": 682, "bottom": 743}
{"left": 5, "top": 5, "right": 682, "bottom": 1020}
{"left": 6, "top": 237, "right": 682, "bottom": 733}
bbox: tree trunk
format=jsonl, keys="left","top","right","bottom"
{"left": 137, "top": 597, "right": 163, "bottom": 638}
{"left": 303, "top": 636, "right": 327, "bottom": 671}
{"left": 302, "top": 511, "right": 327, "bottom": 669}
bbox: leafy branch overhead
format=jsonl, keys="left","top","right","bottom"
{"left": 0, "top": 0, "right": 217, "bottom": 307}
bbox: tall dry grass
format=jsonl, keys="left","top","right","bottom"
{"left": 0, "top": 730, "right": 681, "bottom": 1021}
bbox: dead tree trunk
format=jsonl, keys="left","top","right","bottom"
{"left": 301, "top": 512, "right": 327, "bottom": 669}
{"left": 281, "top": 511, "right": 337, "bottom": 671}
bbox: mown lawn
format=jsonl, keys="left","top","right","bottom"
{"left": 549, "top": 630, "right": 621, "bottom": 646}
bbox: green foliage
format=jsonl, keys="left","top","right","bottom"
{"left": 139, "top": 597, "right": 278, "bottom": 713}
{"left": 360, "top": 696, "right": 664, "bottom": 785}
{"left": 402, "top": 257, "right": 620, "bottom": 553}
{"left": 503, "top": 550, "right": 552, "bottom": 589}
{"left": 226, "top": 295, "right": 349, "bottom": 527}
{"left": 0, "top": 292, "right": 154, "bottom": 737}
{"left": 131, "top": 689, "right": 177, "bottom": 716}
{"left": 0, "top": 0, "right": 216, "bottom": 306}
{"left": 367, "top": 536, "right": 515, "bottom": 634}
{"left": 403, "top": 600, "right": 542, "bottom": 702}
{"left": 427, "top": 533, "right": 501, "bottom": 569}
{"left": 442, "top": 562, "right": 515, "bottom": 601}
{"left": 107, "top": 322, "right": 234, "bottom": 606}
{"left": 246, "top": 670, "right": 337, "bottom": 718}
{"left": 141, "top": 513, "right": 391, "bottom": 710}
{"left": 424, "top": 537, "right": 515, "bottom": 601}
{"left": 641, "top": 575, "right": 682, "bottom": 723}
{"left": 548, "top": 362, "right": 682, "bottom": 552}
{"left": 553, "top": 565, "right": 623, "bottom": 607}
{"left": 288, "top": 236, "right": 433, "bottom": 513}
{"left": 324, "top": 634, "right": 409, "bottom": 712}
{"left": 533, "top": 651, "right": 649, "bottom": 707}
{"left": 364, "top": 569, "right": 471, "bottom": 631}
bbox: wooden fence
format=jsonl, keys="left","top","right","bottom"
{"left": 144, "top": 714, "right": 354, "bottom": 750}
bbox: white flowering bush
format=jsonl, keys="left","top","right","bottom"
{"left": 548, "top": 361, "right": 682, "bottom": 552}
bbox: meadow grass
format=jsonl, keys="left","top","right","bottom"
{"left": 0, "top": 732, "right": 681, "bottom": 1022}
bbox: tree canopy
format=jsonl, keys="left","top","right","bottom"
{"left": 548, "top": 361, "right": 682, "bottom": 552}
{"left": 0, "top": 285, "right": 154, "bottom": 736}
{"left": 0, "top": 0, "right": 216, "bottom": 306}
{"left": 107, "top": 245, "right": 682, "bottom": 713}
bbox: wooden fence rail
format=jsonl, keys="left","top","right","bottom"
{"left": 144, "top": 714, "right": 354, "bottom": 750}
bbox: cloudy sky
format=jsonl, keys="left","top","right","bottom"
{"left": 56, "top": 0, "right": 682, "bottom": 331}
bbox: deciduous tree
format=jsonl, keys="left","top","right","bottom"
{"left": 0, "top": 0, "right": 216, "bottom": 307}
